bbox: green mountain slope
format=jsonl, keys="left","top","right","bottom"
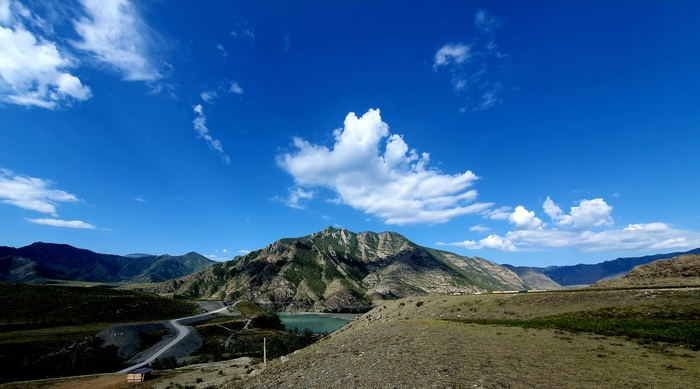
{"left": 154, "top": 227, "right": 533, "bottom": 311}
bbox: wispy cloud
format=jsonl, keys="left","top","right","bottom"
{"left": 474, "top": 9, "right": 503, "bottom": 34}
{"left": 439, "top": 197, "right": 700, "bottom": 253}
{"left": 230, "top": 20, "right": 254, "bottom": 40}
{"left": 433, "top": 9, "right": 508, "bottom": 112}
{"left": 73, "top": 0, "right": 163, "bottom": 81}
{"left": 200, "top": 90, "right": 218, "bottom": 103}
{"left": 281, "top": 187, "right": 314, "bottom": 209}
{"left": 192, "top": 104, "right": 230, "bottom": 164}
{"left": 0, "top": 169, "right": 79, "bottom": 215}
{"left": 216, "top": 42, "right": 227, "bottom": 57}
{"left": 434, "top": 43, "right": 471, "bottom": 69}
{"left": 229, "top": 81, "right": 243, "bottom": 95}
{"left": 277, "top": 109, "right": 492, "bottom": 224}
{"left": 0, "top": 3, "right": 91, "bottom": 109}
{"left": 27, "top": 218, "right": 96, "bottom": 229}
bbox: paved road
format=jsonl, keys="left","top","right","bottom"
{"left": 117, "top": 303, "right": 238, "bottom": 373}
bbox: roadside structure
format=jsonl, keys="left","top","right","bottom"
{"left": 126, "top": 367, "right": 153, "bottom": 382}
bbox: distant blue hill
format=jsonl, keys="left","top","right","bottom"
{"left": 0, "top": 242, "right": 215, "bottom": 284}
{"left": 527, "top": 248, "right": 700, "bottom": 286}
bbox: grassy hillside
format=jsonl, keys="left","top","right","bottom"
{"left": 0, "top": 282, "right": 201, "bottom": 384}
{"left": 0, "top": 282, "right": 200, "bottom": 330}
{"left": 3, "top": 287, "right": 699, "bottom": 388}
{"left": 593, "top": 254, "right": 700, "bottom": 289}
{"left": 238, "top": 288, "right": 700, "bottom": 388}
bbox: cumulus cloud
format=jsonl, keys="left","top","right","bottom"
{"left": 509, "top": 205, "right": 543, "bottom": 230}
{"left": 0, "top": 15, "right": 91, "bottom": 108}
{"left": 543, "top": 196, "right": 613, "bottom": 229}
{"left": 0, "top": 169, "right": 79, "bottom": 215}
{"left": 277, "top": 109, "right": 491, "bottom": 224}
{"left": 73, "top": 0, "right": 162, "bottom": 81}
{"left": 434, "top": 9, "right": 508, "bottom": 112}
{"left": 192, "top": 104, "right": 230, "bottom": 164}
{"left": 27, "top": 218, "right": 95, "bottom": 229}
{"left": 441, "top": 196, "right": 700, "bottom": 254}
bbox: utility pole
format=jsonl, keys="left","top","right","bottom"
{"left": 263, "top": 337, "right": 267, "bottom": 367}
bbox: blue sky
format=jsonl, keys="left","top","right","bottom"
{"left": 1, "top": 0, "right": 699, "bottom": 267}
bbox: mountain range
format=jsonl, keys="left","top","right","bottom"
{"left": 149, "top": 227, "right": 539, "bottom": 312}
{"left": 516, "top": 248, "right": 700, "bottom": 286}
{"left": 0, "top": 242, "right": 214, "bottom": 283}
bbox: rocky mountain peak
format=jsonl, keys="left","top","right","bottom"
{"left": 154, "top": 227, "right": 536, "bottom": 312}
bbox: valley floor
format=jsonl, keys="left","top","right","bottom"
{"left": 3, "top": 289, "right": 699, "bottom": 388}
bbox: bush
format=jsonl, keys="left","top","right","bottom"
{"left": 252, "top": 312, "right": 284, "bottom": 330}
{"left": 152, "top": 356, "right": 178, "bottom": 370}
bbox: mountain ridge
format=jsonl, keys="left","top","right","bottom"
{"left": 0, "top": 242, "right": 214, "bottom": 284}
{"left": 150, "top": 226, "right": 545, "bottom": 312}
{"left": 527, "top": 248, "right": 700, "bottom": 286}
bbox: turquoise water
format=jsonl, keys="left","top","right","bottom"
{"left": 277, "top": 313, "right": 355, "bottom": 333}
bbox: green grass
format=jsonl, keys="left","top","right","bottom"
{"left": 0, "top": 282, "right": 200, "bottom": 329}
{"left": 448, "top": 299, "right": 700, "bottom": 350}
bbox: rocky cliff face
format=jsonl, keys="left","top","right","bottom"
{"left": 155, "top": 227, "right": 533, "bottom": 311}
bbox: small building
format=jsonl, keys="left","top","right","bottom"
{"left": 126, "top": 367, "right": 153, "bottom": 383}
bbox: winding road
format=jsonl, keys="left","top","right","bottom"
{"left": 117, "top": 302, "right": 240, "bottom": 373}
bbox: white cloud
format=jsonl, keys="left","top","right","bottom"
{"left": 283, "top": 187, "right": 314, "bottom": 209}
{"left": 433, "top": 43, "right": 470, "bottom": 68}
{"left": 277, "top": 109, "right": 491, "bottom": 224}
{"left": 483, "top": 206, "right": 511, "bottom": 220}
{"left": 438, "top": 234, "right": 517, "bottom": 252}
{"left": 200, "top": 90, "right": 217, "bottom": 103}
{"left": 27, "top": 218, "right": 95, "bottom": 229}
{"left": 0, "top": 169, "right": 78, "bottom": 215}
{"left": 509, "top": 205, "right": 543, "bottom": 230}
{"left": 229, "top": 81, "right": 243, "bottom": 95}
{"left": 434, "top": 10, "right": 508, "bottom": 112}
{"left": 192, "top": 104, "right": 230, "bottom": 164}
{"left": 0, "top": 21, "right": 91, "bottom": 108}
{"left": 73, "top": 0, "right": 162, "bottom": 81}
{"left": 480, "top": 234, "right": 517, "bottom": 251}
{"left": 470, "top": 224, "right": 490, "bottom": 233}
{"left": 543, "top": 196, "right": 613, "bottom": 229}
{"left": 0, "top": 0, "right": 11, "bottom": 25}
{"left": 501, "top": 222, "right": 700, "bottom": 252}
{"left": 442, "top": 196, "right": 700, "bottom": 254}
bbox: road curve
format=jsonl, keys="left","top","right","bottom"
{"left": 117, "top": 303, "right": 236, "bottom": 373}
